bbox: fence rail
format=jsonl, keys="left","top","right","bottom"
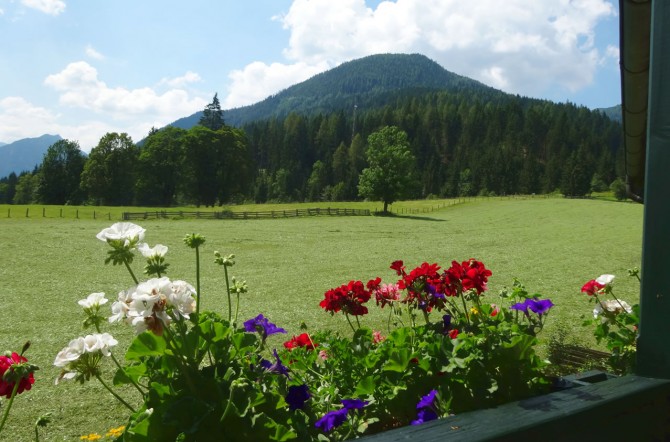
{"left": 122, "top": 207, "right": 371, "bottom": 221}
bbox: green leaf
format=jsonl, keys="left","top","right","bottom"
{"left": 126, "top": 333, "right": 167, "bottom": 361}
{"left": 113, "top": 363, "right": 147, "bottom": 385}
{"left": 383, "top": 348, "right": 411, "bottom": 372}
{"left": 355, "top": 375, "right": 377, "bottom": 396}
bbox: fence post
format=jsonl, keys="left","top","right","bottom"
{"left": 7, "top": 208, "right": 10, "bottom": 217}
{"left": 43, "top": 207, "right": 45, "bottom": 217}
{"left": 60, "top": 208, "right": 63, "bottom": 218}
{"left": 108, "top": 212, "right": 111, "bottom": 220}
{"left": 76, "top": 209, "right": 79, "bottom": 219}
{"left": 26, "top": 207, "right": 29, "bottom": 217}
{"left": 94, "top": 210, "right": 96, "bottom": 219}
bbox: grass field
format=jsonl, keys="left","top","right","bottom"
{"left": 0, "top": 197, "right": 643, "bottom": 441}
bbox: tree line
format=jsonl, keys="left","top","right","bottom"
{"left": 0, "top": 91, "right": 626, "bottom": 206}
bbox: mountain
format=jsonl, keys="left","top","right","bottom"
{"left": 0, "top": 134, "right": 62, "bottom": 178}
{"left": 597, "top": 104, "right": 622, "bottom": 122}
{"left": 169, "top": 53, "right": 501, "bottom": 129}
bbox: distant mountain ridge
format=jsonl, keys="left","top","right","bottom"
{"left": 0, "top": 134, "right": 62, "bottom": 178}
{"left": 597, "top": 104, "right": 622, "bottom": 122}
{"left": 170, "top": 53, "right": 501, "bottom": 129}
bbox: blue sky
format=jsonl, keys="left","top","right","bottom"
{"left": 0, "top": 0, "right": 620, "bottom": 151}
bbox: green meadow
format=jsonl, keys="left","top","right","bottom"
{"left": 0, "top": 197, "right": 643, "bottom": 441}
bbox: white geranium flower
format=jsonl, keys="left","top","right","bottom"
{"left": 82, "top": 333, "right": 118, "bottom": 355}
{"left": 126, "top": 277, "right": 172, "bottom": 334}
{"left": 53, "top": 337, "right": 85, "bottom": 367}
{"left": 96, "top": 222, "right": 146, "bottom": 246}
{"left": 78, "top": 292, "right": 108, "bottom": 309}
{"left": 170, "top": 280, "right": 197, "bottom": 319}
{"left": 96, "top": 333, "right": 118, "bottom": 356}
{"left": 53, "top": 333, "right": 118, "bottom": 384}
{"left": 595, "top": 274, "right": 615, "bottom": 285}
{"left": 138, "top": 243, "right": 168, "bottom": 258}
{"left": 593, "top": 299, "right": 633, "bottom": 323}
{"left": 109, "top": 288, "right": 134, "bottom": 323}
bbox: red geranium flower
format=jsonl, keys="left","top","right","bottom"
{"left": 581, "top": 279, "right": 605, "bottom": 296}
{"left": 283, "top": 333, "right": 317, "bottom": 350}
{"left": 0, "top": 352, "right": 35, "bottom": 398}
{"left": 448, "top": 329, "right": 459, "bottom": 339}
{"left": 390, "top": 260, "right": 406, "bottom": 276}
{"left": 461, "top": 259, "right": 492, "bottom": 294}
{"left": 319, "top": 279, "right": 376, "bottom": 316}
{"left": 443, "top": 259, "right": 491, "bottom": 295}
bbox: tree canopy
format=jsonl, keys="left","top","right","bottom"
{"left": 358, "top": 126, "right": 416, "bottom": 212}
{"left": 37, "top": 139, "right": 86, "bottom": 205}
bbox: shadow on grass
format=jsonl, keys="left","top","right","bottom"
{"left": 373, "top": 212, "right": 445, "bottom": 222}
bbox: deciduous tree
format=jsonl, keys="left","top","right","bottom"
{"left": 37, "top": 139, "right": 86, "bottom": 204}
{"left": 80, "top": 133, "right": 138, "bottom": 205}
{"left": 358, "top": 126, "right": 416, "bottom": 212}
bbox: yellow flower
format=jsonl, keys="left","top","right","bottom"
{"left": 106, "top": 426, "right": 126, "bottom": 437}
{"left": 80, "top": 434, "right": 102, "bottom": 441}
{"left": 470, "top": 307, "right": 479, "bottom": 315}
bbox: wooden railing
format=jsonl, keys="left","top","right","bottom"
{"left": 122, "top": 207, "right": 371, "bottom": 220}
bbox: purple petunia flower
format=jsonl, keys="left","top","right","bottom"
{"left": 442, "top": 314, "right": 452, "bottom": 334}
{"left": 510, "top": 298, "right": 554, "bottom": 316}
{"left": 285, "top": 384, "right": 311, "bottom": 410}
{"left": 243, "top": 314, "right": 287, "bottom": 339}
{"left": 526, "top": 298, "right": 554, "bottom": 315}
{"left": 260, "top": 349, "right": 290, "bottom": 378}
{"left": 411, "top": 408, "right": 438, "bottom": 425}
{"left": 315, "top": 408, "right": 348, "bottom": 432}
{"left": 416, "top": 389, "right": 438, "bottom": 409}
{"left": 411, "top": 389, "right": 440, "bottom": 425}
{"left": 427, "top": 284, "right": 445, "bottom": 299}
{"left": 341, "top": 398, "right": 369, "bottom": 410}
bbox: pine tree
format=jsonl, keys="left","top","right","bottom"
{"left": 199, "top": 93, "right": 225, "bottom": 130}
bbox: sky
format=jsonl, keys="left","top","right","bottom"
{"left": 0, "top": 0, "right": 621, "bottom": 152}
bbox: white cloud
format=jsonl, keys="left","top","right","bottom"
{"left": 158, "top": 71, "right": 202, "bottom": 88}
{"left": 34, "top": 62, "right": 209, "bottom": 150}
{"left": 85, "top": 44, "right": 104, "bottom": 60}
{"left": 224, "top": 60, "right": 330, "bottom": 108}
{"left": 44, "top": 61, "right": 207, "bottom": 121}
{"left": 21, "top": 0, "right": 65, "bottom": 15}
{"left": 603, "top": 44, "right": 619, "bottom": 65}
{"left": 0, "top": 96, "right": 123, "bottom": 151}
{"left": 0, "top": 97, "right": 60, "bottom": 143}
{"left": 237, "top": 0, "right": 617, "bottom": 99}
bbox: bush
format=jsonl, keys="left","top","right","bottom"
{"left": 610, "top": 178, "right": 628, "bottom": 201}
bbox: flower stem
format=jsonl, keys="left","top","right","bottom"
{"left": 460, "top": 294, "right": 471, "bottom": 326}
{"left": 233, "top": 292, "right": 241, "bottom": 327}
{"left": 0, "top": 381, "right": 20, "bottom": 434}
{"left": 123, "top": 259, "right": 139, "bottom": 285}
{"left": 223, "top": 266, "right": 232, "bottom": 322}
{"left": 345, "top": 313, "right": 357, "bottom": 333}
{"left": 94, "top": 323, "right": 144, "bottom": 396}
{"left": 195, "top": 245, "right": 201, "bottom": 317}
{"left": 95, "top": 374, "right": 136, "bottom": 413}
{"left": 422, "top": 309, "right": 430, "bottom": 324}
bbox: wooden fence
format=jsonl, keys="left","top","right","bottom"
{"left": 122, "top": 207, "right": 371, "bottom": 221}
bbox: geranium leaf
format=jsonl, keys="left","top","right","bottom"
{"left": 126, "top": 333, "right": 167, "bottom": 361}
{"left": 383, "top": 349, "right": 411, "bottom": 372}
{"left": 355, "top": 375, "right": 377, "bottom": 396}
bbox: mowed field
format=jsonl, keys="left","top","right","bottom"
{"left": 0, "top": 197, "right": 643, "bottom": 441}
